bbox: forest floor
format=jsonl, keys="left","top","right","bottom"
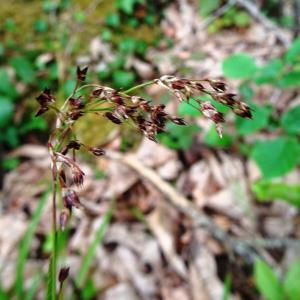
{"left": 1, "top": 1, "right": 299, "bottom": 300}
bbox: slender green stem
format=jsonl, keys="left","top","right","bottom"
{"left": 123, "top": 80, "right": 155, "bottom": 94}
{"left": 60, "top": 80, "right": 80, "bottom": 112}
{"left": 84, "top": 99, "right": 107, "bottom": 110}
{"left": 75, "top": 83, "right": 103, "bottom": 93}
{"left": 48, "top": 105, "right": 63, "bottom": 114}
{"left": 85, "top": 107, "right": 112, "bottom": 112}
{"left": 51, "top": 166, "right": 58, "bottom": 300}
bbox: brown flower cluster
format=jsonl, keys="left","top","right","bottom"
{"left": 36, "top": 67, "right": 252, "bottom": 229}
{"left": 155, "top": 75, "right": 252, "bottom": 137}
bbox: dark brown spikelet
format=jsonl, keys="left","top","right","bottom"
{"left": 138, "top": 100, "right": 152, "bottom": 112}
{"left": 110, "top": 92, "right": 124, "bottom": 105}
{"left": 170, "top": 117, "right": 187, "bottom": 125}
{"left": 92, "top": 88, "right": 103, "bottom": 97}
{"left": 61, "top": 140, "right": 81, "bottom": 155}
{"left": 234, "top": 102, "right": 252, "bottom": 119}
{"left": 171, "top": 80, "right": 187, "bottom": 90}
{"left": 76, "top": 66, "right": 88, "bottom": 81}
{"left": 200, "top": 101, "right": 225, "bottom": 123}
{"left": 69, "top": 96, "right": 84, "bottom": 109}
{"left": 89, "top": 147, "right": 105, "bottom": 156}
{"left": 35, "top": 106, "right": 49, "bottom": 117}
{"left": 67, "top": 140, "right": 81, "bottom": 150}
{"left": 71, "top": 167, "right": 85, "bottom": 187}
{"left": 114, "top": 105, "right": 133, "bottom": 120}
{"left": 59, "top": 169, "right": 67, "bottom": 188}
{"left": 210, "top": 81, "right": 226, "bottom": 92}
{"left": 59, "top": 209, "right": 70, "bottom": 231}
{"left": 36, "top": 88, "right": 55, "bottom": 106}
{"left": 68, "top": 111, "right": 84, "bottom": 120}
{"left": 35, "top": 88, "right": 55, "bottom": 116}
{"left": 105, "top": 112, "right": 122, "bottom": 124}
{"left": 58, "top": 267, "right": 70, "bottom": 284}
{"left": 63, "top": 189, "right": 81, "bottom": 210}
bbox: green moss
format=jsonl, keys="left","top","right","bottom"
{"left": 74, "top": 113, "right": 116, "bottom": 146}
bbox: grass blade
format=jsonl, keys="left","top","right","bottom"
{"left": 24, "top": 274, "right": 42, "bottom": 300}
{"left": 46, "top": 256, "right": 55, "bottom": 300}
{"left": 222, "top": 273, "right": 232, "bottom": 300}
{"left": 75, "top": 202, "right": 114, "bottom": 287}
{"left": 14, "top": 188, "right": 50, "bottom": 299}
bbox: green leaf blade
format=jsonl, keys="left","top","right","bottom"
{"left": 15, "top": 188, "right": 50, "bottom": 298}
{"left": 251, "top": 137, "right": 300, "bottom": 179}
{"left": 75, "top": 203, "right": 114, "bottom": 287}
{"left": 254, "top": 259, "right": 284, "bottom": 300}
{"left": 281, "top": 105, "right": 300, "bottom": 134}
{"left": 252, "top": 181, "right": 300, "bottom": 207}
{"left": 222, "top": 53, "right": 257, "bottom": 79}
{"left": 284, "top": 259, "right": 300, "bottom": 300}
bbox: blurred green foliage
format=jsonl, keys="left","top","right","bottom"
{"left": 221, "top": 38, "right": 300, "bottom": 206}
{"left": 255, "top": 258, "right": 300, "bottom": 300}
{"left": 0, "top": 0, "right": 167, "bottom": 169}
{"left": 199, "top": 0, "right": 251, "bottom": 33}
{"left": 158, "top": 37, "right": 300, "bottom": 209}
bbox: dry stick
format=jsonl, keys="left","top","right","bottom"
{"left": 106, "top": 151, "right": 300, "bottom": 262}
{"left": 50, "top": 162, "right": 58, "bottom": 300}
{"left": 235, "top": 0, "right": 290, "bottom": 48}
{"left": 293, "top": 0, "right": 300, "bottom": 37}
{"left": 200, "top": 0, "right": 290, "bottom": 47}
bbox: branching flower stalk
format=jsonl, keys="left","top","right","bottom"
{"left": 36, "top": 67, "right": 252, "bottom": 298}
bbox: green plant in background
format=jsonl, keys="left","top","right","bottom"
{"left": 159, "top": 36, "right": 300, "bottom": 206}
{"left": 98, "top": 0, "right": 167, "bottom": 89}
{"left": 254, "top": 258, "right": 300, "bottom": 300}
{"left": 208, "top": 7, "right": 251, "bottom": 33}
{"left": 199, "top": 0, "right": 251, "bottom": 33}
{"left": 219, "top": 37, "right": 300, "bottom": 206}
{"left": 0, "top": 0, "right": 170, "bottom": 174}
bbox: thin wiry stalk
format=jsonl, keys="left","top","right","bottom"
{"left": 123, "top": 80, "right": 154, "bottom": 94}
{"left": 51, "top": 164, "right": 58, "bottom": 300}
{"left": 36, "top": 67, "right": 252, "bottom": 296}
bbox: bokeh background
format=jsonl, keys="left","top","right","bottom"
{"left": 1, "top": 0, "right": 300, "bottom": 299}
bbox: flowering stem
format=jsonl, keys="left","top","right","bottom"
{"left": 123, "top": 80, "right": 155, "bottom": 94}
{"left": 51, "top": 165, "right": 58, "bottom": 300}
{"left": 85, "top": 107, "right": 112, "bottom": 112}
{"left": 75, "top": 83, "right": 103, "bottom": 93}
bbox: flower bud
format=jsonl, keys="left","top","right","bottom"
{"left": 67, "top": 140, "right": 81, "bottom": 150}
{"left": 92, "top": 88, "right": 103, "bottom": 97}
{"left": 89, "top": 147, "right": 105, "bottom": 156}
{"left": 71, "top": 167, "right": 85, "bottom": 187}
{"left": 35, "top": 106, "right": 49, "bottom": 117}
{"left": 69, "top": 97, "right": 84, "bottom": 109}
{"left": 105, "top": 112, "right": 122, "bottom": 124}
{"left": 36, "top": 88, "right": 55, "bottom": 106}
{"left": 58, "top": 267, "right": 70, "bottom": 284}
{"left": 59, "top": 170, "right": 67, "bottom": 188}
{"left": 76, "top": 66, "right": 88, "bottom": 81}
{"left": 200, "top": 101, "right": 224, "bottom": 123}
{"left": 210, "top": 81, "right": 226, "bottom": 92}
{"left": 59, "top": 209, "right": 70, "bottom": 231}
{"left": 63, "top": 189, "right": 81, "bottom": 210}
{"left": 68, "top": 111, "right": 84, "bottom": 120}
{"left": 170, "top": 117, "right": 187, "bottom": 125}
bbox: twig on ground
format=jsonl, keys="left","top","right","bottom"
{"left": 106, "top": 150, "right": 300, "bottom": 263}
{"left": 293, "top": 0, "right": 300, "bottom": 37}
{"left": 235, "top": 0, "right": 290, "bottom": 47}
